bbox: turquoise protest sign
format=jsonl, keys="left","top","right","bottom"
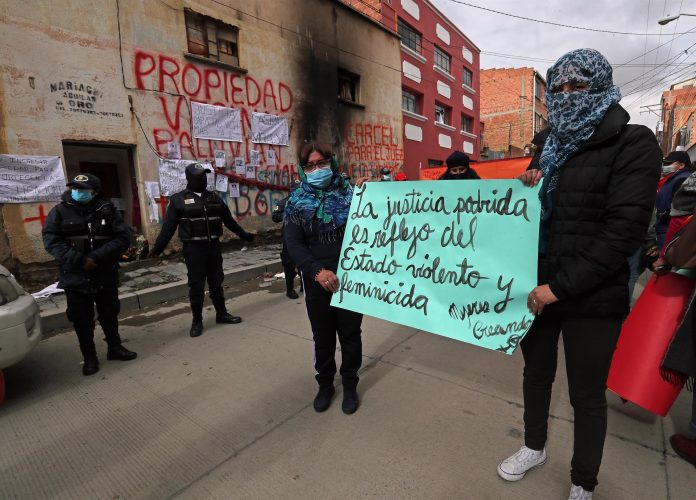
{"left": 330, "top": 180, "right": 541, "bottom": 354}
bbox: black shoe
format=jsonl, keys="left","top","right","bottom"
{"left": 190, "top": 319, "right": 203, "bottom": 337}
{"left": 286, "top": 289, "right": 299, "bottom": 299}
{"left": 342, "top": 386, "right": 359, "bottom": 414}
{"left": 313, "top": 385, "right": 335, "bottom": 412}
{"left": 107, "top": 344, "right": 138, "bottom": 361}
{"left": 216, "top": 312, "right": 242, "bottom": 324}
{"left": 82, "top": 356, "right": 100, "bottom": 376}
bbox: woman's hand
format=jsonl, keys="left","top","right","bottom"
{"left": 519, "top": 169, "right": 543, "bottom": 187}
{"left": 315, "top": 269, "right": 339, "bottom": 293}
{"left": 527, "top": 284, "right": 558, "bottom": 315}
{"left": 652, "top": 256, "right": 671, "bottom": 276}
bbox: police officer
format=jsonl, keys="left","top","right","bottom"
{"left": 151, "top": 163, "right": 254, "bottom": 337}
{"left": 43, "top": 173, "right": 137, "bottom": 376}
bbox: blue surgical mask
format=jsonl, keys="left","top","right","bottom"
{"left": 306, "top": 167, "right": 333, "bottom": 188}
{"left": 71, "top": 189, "right": 93, "bottom": 204}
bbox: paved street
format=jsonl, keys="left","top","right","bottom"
{"left": 1, "top": 279, "right": 695, "bottom": 500}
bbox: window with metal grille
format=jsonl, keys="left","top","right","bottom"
{"left": 463, "top": 67, "right": 473, "bottom": 87}
{"left": 461, "top": 114, "right": 474, "bottom": 133}
{"left": 398, "top": 18, "right": 422, "bottom": 54}
{"left": 435, "top": 102, "right": 450, "bottom": 124}
{"left": 402, "top": 88, "right": 418, "bottom": 113}
{"left": 185, "top": 10, "right": 239, "bottom": 66}
{"left": 434, "top": 46, "right": 451, "bottom": 74}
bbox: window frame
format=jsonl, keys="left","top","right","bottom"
{"left": 338, "top": 68, "right": 361, "bottom": 104}
{"left": 184, "top": 10, "right": 240, "bottom": 67}
{"left": 461, "top": 113, "right": 474, "bottom": 134}
{"left": 463, "top": 67, "right": 473, "bottom": 88}
{"left": 434, "top": 45, "right": 451, "bottom": 74}
{"left": 402, "top": 88, "right": 419, "bottom": 113}
{"left": 398, "top": 18, "right": 422, "bottom": 54}
{"left": 435, "top": 102, "right": 451, "bottom": 125}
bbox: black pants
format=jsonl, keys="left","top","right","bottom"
{"left": 65, "top": 288, "right": 121, "bottom": 358}
{"left": 304, "top": 278, "right": 363, "bottom": 388}
{"left": 183, "top": 242, "right": 227, "bottom": 320}
{"left": 521, "top": 309, "right": 621, "bottom": 492}
{"left": 280, "top": 242, "right": 301, "bottom": 292}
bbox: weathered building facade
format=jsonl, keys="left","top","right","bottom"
{"left": 658, "top": 77, "right": 696, "bottom": 157}
{"left": 480, "top": 67, "right": 547, "bottom": 159}
{"left": 0, "top": 0, "right": 402, "bottom": 280}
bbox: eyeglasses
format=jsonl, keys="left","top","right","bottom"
{"left": 304, "top": 159, "right": 331, "bottom": 171}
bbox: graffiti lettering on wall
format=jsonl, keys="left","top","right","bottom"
{"left": 345, "top": 122, "right": 404, "bottom": 179}
{"left": 133, "top": 50, "right": 297, "bottom": 216}
{"left": 22, "top": 204, "right": 49, "bottom": 228}
{"left": 50, "top": 80, "right": 125, "bottom": 118}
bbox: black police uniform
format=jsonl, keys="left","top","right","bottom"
{"left": 272, "top": 195, "right": 302, "bottom": 299}
{"left": 152, "top": 163, "right": 253, "bottom": 337}
{"left": 42, "top": 173, "right": 137, "bottom": 376}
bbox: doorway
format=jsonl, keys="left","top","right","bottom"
{"left": 62, "top": 142, "right": 141, "bottom": 233}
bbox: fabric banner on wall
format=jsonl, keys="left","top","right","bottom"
{"left": 191, "top": 102, "right": 242, "bottom": 142}
{"left": 251, "top": 112, "right": 289, "bottom": 145}
{"left": 0, "top": 155, "right": 66, "bottom": 203}
{"left": 331, "top": 180, "right": 541, "bottom": 354}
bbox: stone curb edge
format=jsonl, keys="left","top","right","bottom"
{"left": 40, "top": 260, "right": 283, "bottom": 334}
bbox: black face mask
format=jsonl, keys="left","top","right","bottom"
{"left": 186, "top": 173, "right": 207, "bottom": 192}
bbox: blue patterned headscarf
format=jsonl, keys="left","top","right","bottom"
{"left": 538, "top": 48, "right": 622, "bottom": 252}
{"left": 284, "top": 159, "right": 353, "bottom": 243}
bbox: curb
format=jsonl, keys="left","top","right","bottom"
{"left": 40, "top": 260, "right": 283, "bottom": 334}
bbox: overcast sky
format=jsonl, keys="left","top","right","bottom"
{"left": 431, "top": 0, "right": 696, "bottom": 130}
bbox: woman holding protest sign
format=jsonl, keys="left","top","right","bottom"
{"left": 284, "top": 143, "right": 363, "bottom": 415}
{"left": 497, "top": 49, "right": 661, "bottom": 499}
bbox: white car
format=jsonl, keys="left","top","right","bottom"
{"left": 0, "top": 265, "right": 42, "bottom": 402}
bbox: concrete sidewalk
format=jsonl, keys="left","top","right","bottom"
{"left": 36, "top": 244, "right": 284, "bottom": 334}
{"left": 2, "top": 279, "right": 695, "bottom": 499}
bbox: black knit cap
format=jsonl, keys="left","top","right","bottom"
{"left": 663, "top": 151, "right": 691, "bottom": 167}
{"left": 446, "top": 150, "right": 470, "bottom": 168}
{"left": 67, "top": 173, "right": 101, "bottom": 191}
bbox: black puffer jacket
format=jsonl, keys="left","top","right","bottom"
{"left": 530, "top": 104, "right": 661, "bottom": 317}
{"left": 42, "top": 192, "right": 131, "bottom": 293}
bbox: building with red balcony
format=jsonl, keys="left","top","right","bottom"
{"left": 379, "top": 0, "right": 481, "bottom": 178}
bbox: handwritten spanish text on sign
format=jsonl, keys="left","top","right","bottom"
{"left": 0, "top": 155, "right": 66, "bottom": 203}
{"left": 251, "top": 112, "right": 289, "bottom": 146}
{"left": 158, "top": 158, "right": 190, "bottom": 196}
{"left": 191, "top": 102, "right": 242, "bottom": 142}
{"left": 331, "top": 180, "right": 541, "bottom": 354}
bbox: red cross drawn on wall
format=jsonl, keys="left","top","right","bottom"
{"left": 22, "top": 204, "right": 48, "bottom": 227}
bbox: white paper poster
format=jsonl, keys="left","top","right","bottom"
{"left": 246, "top": 165, "right": 256, "bottom": 179}
{"left": 266, "top": 149, "right": 277, "bottom": 167}
{"left": 215, "top": 174, "right": 229, "bottom": 192}
{"left": 214, "top": 150, "right": 226, "bottom": 168}
{"left": 167, "top": 142, "right": 181, "bottom": 159}
{"left": 250, "top": 150, "right": 260, "bottom": 167}
{"left": 229, "top": 182, "right": 240, "bottom": 198}
{"left": 157, "top": 158, "right": 190, "bottom": 196}
{"left": 234, "top": 157, "right": 245, "bottom": 175}
{"left": 0, "top": 155, "right": 66, "bottom": 203}
{"left": 202, "top": 162, "right": 216, "bottom": 191}
{"left": 144, "top": 181, "right": 161, "bottom": 222}
{"left": 191, "top": 101, "right": 242, "bottom": 142}
{"left": 251, "top": 112, "right": 289, "bottom": 146}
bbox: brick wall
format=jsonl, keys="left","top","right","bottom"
{"left": 480, "top": 67, "right": 547, "bottom": 158}
{"left": 339, "top": 0, "right": 382, "bottom": 22}
{"left": 660, "top": 87, "right": 696, "bottom": 154}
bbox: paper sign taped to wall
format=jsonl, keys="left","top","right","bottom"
{"left": 250, "top": 150, "right": 260, "bottom": 167}
{"left": 215, "top": 174, "right": 229, "bottom": 192}
{"left": 251, "top": 112, "right": 289, "bottom": 146}
{"left": 214, "top": 150, "right": 226, "bottom": 168}
{"left": 245, "top": 165, "right": 256, "bottom": 179}
{"left": 266, "top": 149, "right": 277, "bottom": 167}
{"left": 229, "top": 183, "right": 240, "bottom": 198}
{"left": 143, "top": 181, "right": 161, "bottom": 222}
{"left": 157, "top": 158, "right": 190, "bottom": 196}
{"left": 234, "top": 157, "right": 245, "bottom": 175}
{"left": 331, "top": 180, "right": 541, "bottom": 355}
{"left": 191, "top": 102, "right": 242, "bottom": 142}
{"left": 167, "top": 142, "right": 181, "bottom": 159}
{"left": 0, "top": 155, "right": 66, "bottom": 203}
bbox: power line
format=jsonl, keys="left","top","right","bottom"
{"left": 443, "top": 0, "right": 695, "bottom": 36}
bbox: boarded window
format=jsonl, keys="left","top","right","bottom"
{"left": 185, "top": 10, "right": 239, "bottom": 66}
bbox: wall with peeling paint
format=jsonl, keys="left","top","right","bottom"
{"left": 0, "top": 0, "right": 402, "bottom": 279}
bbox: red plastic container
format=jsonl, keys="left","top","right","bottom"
{"left": 607, "top": 273, "right": 695, "bottom": 416}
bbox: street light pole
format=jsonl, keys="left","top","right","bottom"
{"left": 658, "top": 13, "right": 696, "bottom": 25}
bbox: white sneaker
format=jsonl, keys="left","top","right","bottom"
{"left": 568, "top": 484, "right": 592, "bottom": 500}
{"left": 497, "top": 446, "right": 547, "bottom": 481}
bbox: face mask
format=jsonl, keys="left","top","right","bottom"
{"left": 662, "top": 163, "right": 679, "bottom": 176}
{"left": 186, "top": 174, "right": 208, "bottom": 192}
{"left": 306, "top": 167, "right": 333, "bottom": 188}
{"left": 71, "top": 189, "right": 93, "bottom": 204}
{"left": 382, "top": 175, "right": 392, "bottom": 181}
